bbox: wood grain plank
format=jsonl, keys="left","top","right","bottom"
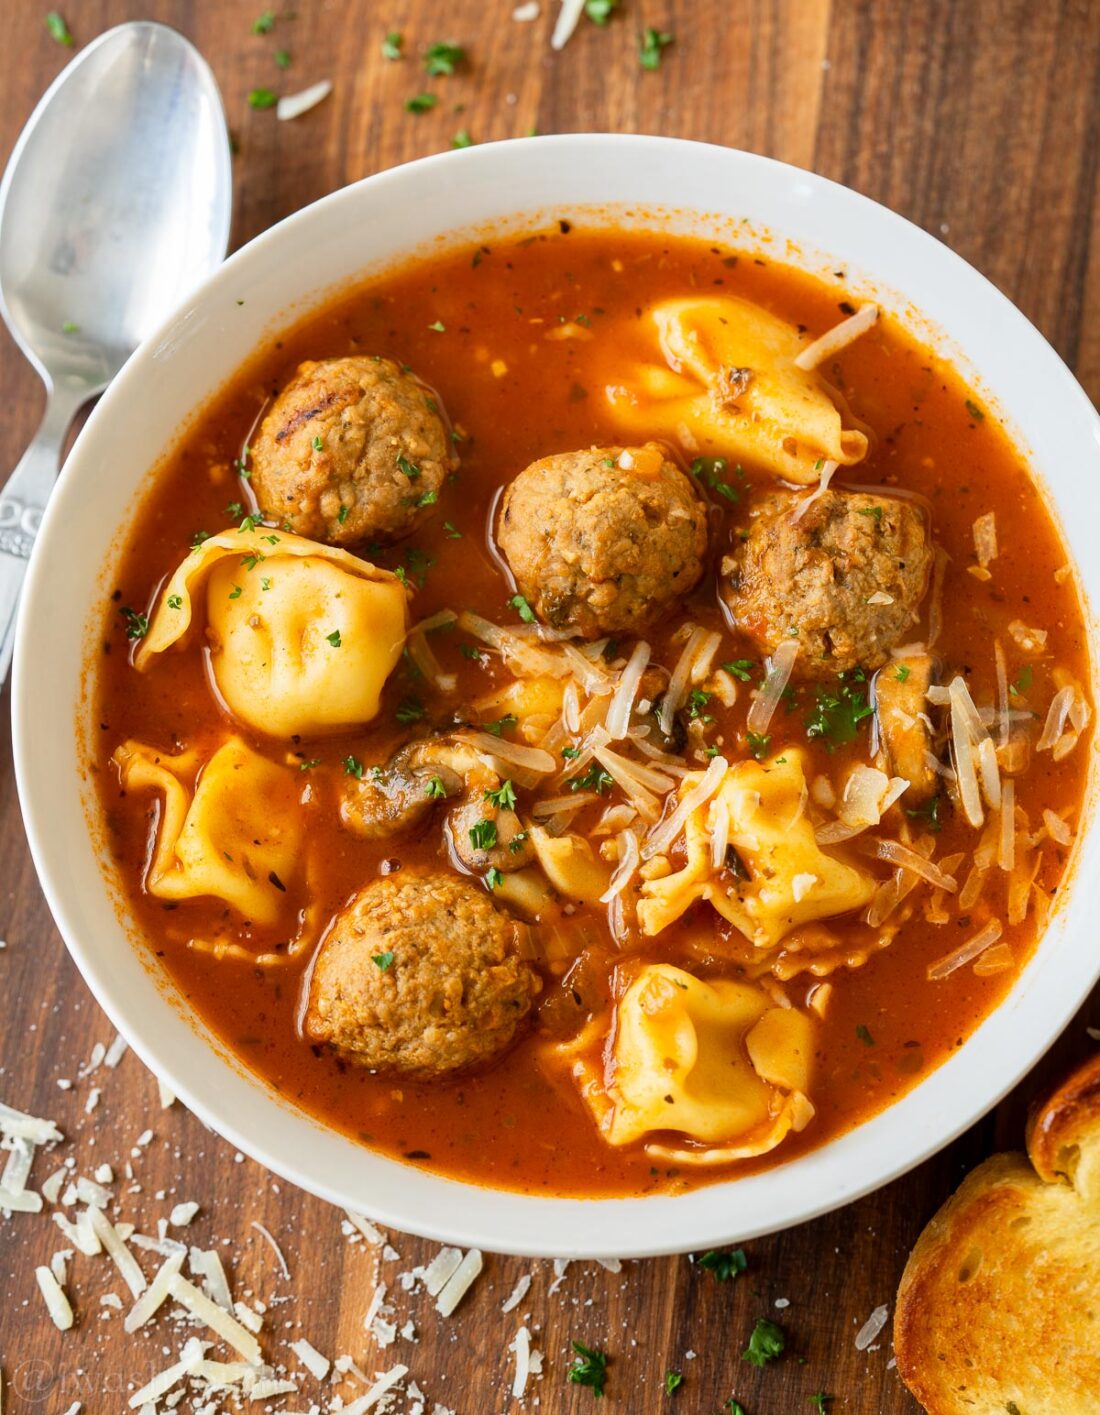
{"left": 1, "top": 1, "right": 1098, "bottom": 1410}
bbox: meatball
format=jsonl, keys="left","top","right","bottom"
{"left": 723, "top": 489, "right": 933, "bottom": 676}
{"left": 250, "top": 356, "right": 456, "bottom": 547}
{"left": 304, "top": 873, "right": 539, "bottom": 1076}
{"left": 496, "top": 443, "right": 708, "bottom": 638}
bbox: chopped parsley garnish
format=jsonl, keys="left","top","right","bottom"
{"left": 810, "top": 1395, "right": 834, "bottom": 1412}
{"left": 689, "top": 455, "right": 739, "bottom": 503}
{"left": 856, "top": 1024, "right": 875, "bottom": 1046}
{"left": 382, "top": 30, "right": 403, "bottom": 60}
{"left": 742, "top": 1317, "right": 785, "bottom": 1367}
{"left": 371, "top": 950, "right": 395, "bottom": 971}
{"left": 120, "top": 607, "right": 148, "bottom": 640}
{"left": 857, "top": 505, "right": 883, "bottom": 523}
{"left": 424, "top": 41, "right": 466, "bottom": 75}
{"left": 639, "top": 26, "right": 674, "bottom": 69}
{"left": 261, "top": 533, "right": 280, "bottom": 545}
{"left": 405, "top": 92, "right": 438, "bottom": 114}
{"left": 167, "top": 594, "right": 183, "bottom": 610}
{"left": 310, "top": 435, "right": 324, "bottom": 452}
{"left": 251, "top": 9, "right": 275, "bottom": 32}
{"left": 906, "top": 795, "right": 943, "bottom": 833}
{"left": 485, "top": 866, "right": 504, "bottom": 890}
{"left": 698, "top": 1248, "right": 747, "bottom": 1282}
{"left": 746, "top": 731, "right": 771, "bottom": 760}
{"left": 298, "top": 758, "right": 321, "bottom": 771}
{"left": 191, "top": 530, "right": 211, "bottom": 549}
{"left": 460, "top": 643, "right": 483, "bottom": 661}
{"left": 238, "top": 511, "right": 263, "bottom": 532}
{"left": 485, "top": 780, "right": 518, "bottom": 810}
{"left": 337, "top": 504, "right": 350, "bottom": 525}
{"left": 443, "top": 521, "right": 463, "bottom": 538}
{"left": 511, "top": 593, "right": 536, "bottom": 624}
{"left": 469, "top": 818, "right": 498, "bottom": 851}
{"left": 275, "top": 48, "right": 291, "bottom": 68}
{"left": 427, "top": 319, "right": 446, "bottom": 332}
{"left": 687, "top": 688, "right": 712, "bottom": 721}
{"left": 965, "top": 398, "right": 985, "bottom": 422}
{"left": 416, "top": 489, "right": 438, "bottom": 507}
{"left": 425, "top": 775, "right": 448, "bottom": 799}
{"left": 46, "top": 11, "right": 73, "bottom": 44}
{"left": 895, "top": 664, "right": 911, "bottom": 682}
{"left": 482, "top": 714, "right": 518, "bottom": 737}
{"left": 343, "top": 755, "right": 365, "bottom": 779}
{"left": 568, "top": 764, "right": 614, "bottom": 795}
{"left": 586, "top": 0, "right": 620, "bottom": 22}
{"left": 396, "top": 696, "right": 425, "bottom": 724}
{"left": 396, "top": 453, "right": 421, "bottom": 480}
{"left": 664, "top": 1370, "right": 683, "bottom": 1395}
{"left": 248, "top": 87, "right": 278, "bottom": 109}
{"left": 261, "top": 577, "right": 272, "bottom": 591}
{"left": 326, "top": 629, "right": 342, "bottom": 647}
{"left": 805, "top": 673, "right": 874, "bottom": 747}
{"left": 509, "top": 830, "right": 529, "bottom": 853}
{"left": 241, "top": 552, "right": 266, "bottom": 571}
{"left": 403, "top": 547, "right": 434, "bottom": 587}
{"left": 726, "top": 1401, "right": 747, "bottom": 1415}
{"left": 567, "top": 1341, "right": 608, "bottom": 1397}
{"left": 1011, "top": 664, "right": 1033, "bottom": 695}
{"left": 723, "top": 659, "right": 754, "bottom": 682}
{"left": 225, "top": 501, "right": 244, "bottom": 519}
{"left": 228, "top": 584, "right": 243, "bottom": 600}
{"left": 561, "top": 745, "right": 580, "bottom": 759}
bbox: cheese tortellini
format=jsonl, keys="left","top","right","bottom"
{"left": 135, "top": 527, "right": 408, "bottom": 738}
{"left": 111, "top": 736, "right": 303, "bottom": 925}
{"left": 605, "top": 295, "right": 868, "bottom": 483}
{"left": 598, "top": 965, "right": 814, "bottom": 1162}
{"left": 638, "top": 750, "right": 875, "bottom": 948}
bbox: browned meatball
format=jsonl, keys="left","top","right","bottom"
{"left": 496, "top": 443, "right": 708, "bottom": 638}
{"left": 723, "top": 489, "right": 933, "bottom": 676}
{"left": 250, "top": 356, "right": 456, "bottom": 547}
{"left": 304, "top": 873, "right": 539, "bottom": 1076}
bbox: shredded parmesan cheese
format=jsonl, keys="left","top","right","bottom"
{"left": 794, "top": 303, "right": 879, "bottom": 370}
{"left": 35, "top": 1264, "right": 74, "bottom": 1330}
{"left": 435, "top": 1248, "right": 483, "bottom": 1316}
{"left": 276, "top": 80, "right": 332, "bottom": 121}
{"left": 928, "top": 920, "right": 1004, "bottom": 979}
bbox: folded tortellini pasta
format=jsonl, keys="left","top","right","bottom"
{"left": 638, "top": 749, "right": 875, "bottom": 948}
{"left": 111, "top": 736, "right": 303, "bottom": 925}
{"left": 135, "top": 527, "right": 408, "bottom": 738}
{"left": 604, "top": 295, "right": 868, "bottom": 483}
{"left": 598, "top": 965, "right": 814, "bottom": 1163}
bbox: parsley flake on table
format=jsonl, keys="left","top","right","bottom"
{"left": 810, "top": 1396, "right": 834, "bottom": 1413}
{"left": 251, "top": 9, "right": 275, "bottom": 33}
{"left": 567, "top": 1340, "right": 609, "bottom": 1397}
{"left": 405, "top": 92, "right": 438, "bottom": 114}
{"left": 741, "top": 1317, "right": 785, "bottom": 1367}
{"left": 725, "top": 1401, "right": 747, "bottom": 1415}
{"left": 586, "top": 0, "right": 620, "bottom": 23}
{"left": 275, "top": 48, "right": 291, "bottom": 69}
{"left": 485, "top": 780, "right": 517, "bottom": 810}
{"left": 371, "top": 950, "right": 395, "bottom": 971}
{"left": 423, "top": 41, "right": 466, "bottom": 76}
{"left": 664, "top": 1369, "right": 683, "bottom": 1395}
{"left": 452, "top": 128, "right": 473, "bottom": 148}
{"left": 248, "top": 87, "right": 278, "bottom": 110}
{"left": 45, "top": 11, "right": 73, "bottom": 44}
{"left": 382, "top": 30, "right": 403, "bottom": 60}
{"left": 639, "top": 27, "right": 674, "bottom": 70}
{"left": 697, "top": 1247, "right": 747, "bottom": 1281}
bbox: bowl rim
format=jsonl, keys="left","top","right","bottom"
{"left": 13, "top": 133, "right": 1100, "bottom": 1258}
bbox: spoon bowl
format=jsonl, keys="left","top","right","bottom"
{"left": 0, "top": 21, "right": 231, "bottom": 677}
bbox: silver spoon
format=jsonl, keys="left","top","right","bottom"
{"left": 0, "top": 21, "right": 232, "bottom": 683}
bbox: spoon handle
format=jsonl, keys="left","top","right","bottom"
{"left": 0, "top": 389, "right": 84, "bottom": 687}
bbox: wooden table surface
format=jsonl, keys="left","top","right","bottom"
{"left": 2, "top": 1, "right": 1099, "bottom": 1411}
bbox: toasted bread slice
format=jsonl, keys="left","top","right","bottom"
{"left": 895, "top": 1053, "right": 1100, "bottom": 1414}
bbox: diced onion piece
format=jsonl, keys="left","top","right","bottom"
{"left": 746, "top": 639, "right": 799, "bottom": 735}
{"left": 604, "top": 641, "right": 651, "bottom": 740}
{"left": 972, "top": 512, "right": 997, "bottom": 568}
{"left": 276, "top": 80, "right": 333, "bottom": 121}
{"left": 1042, "top": 809, "right": 1073, "bottom": 846}
{"left": 789, "top": 459, "right": 838, "bottom": 523}
{"left": 998, "top": 780, "right": 1016, "bottom": 872}
{"left": 927, "top": 920, "right": 1003, "bottom": 980}
{"left": 657, "top": 626, "right": 708, "bottom": 737}
{"left": 794, "top": 303, "right": 880, "bottom": 371}
{"left": 861, "top": 838, "right": 959, "bottom": 892}
{"left": 601, "top": 829, "right": 640, "bottom": 902}
{"left": 550, "top": 0, "right": 585, "bottom": 48}
{"left": 642, "top": 755, "right": 728, "bottom": 860}
{"left": 1037, "top": 685, "right": 1074, "bottom": 751}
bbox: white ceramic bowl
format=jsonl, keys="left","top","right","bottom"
{"left": 14, "top": 136, "right": 1100, "bottom": 1258}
